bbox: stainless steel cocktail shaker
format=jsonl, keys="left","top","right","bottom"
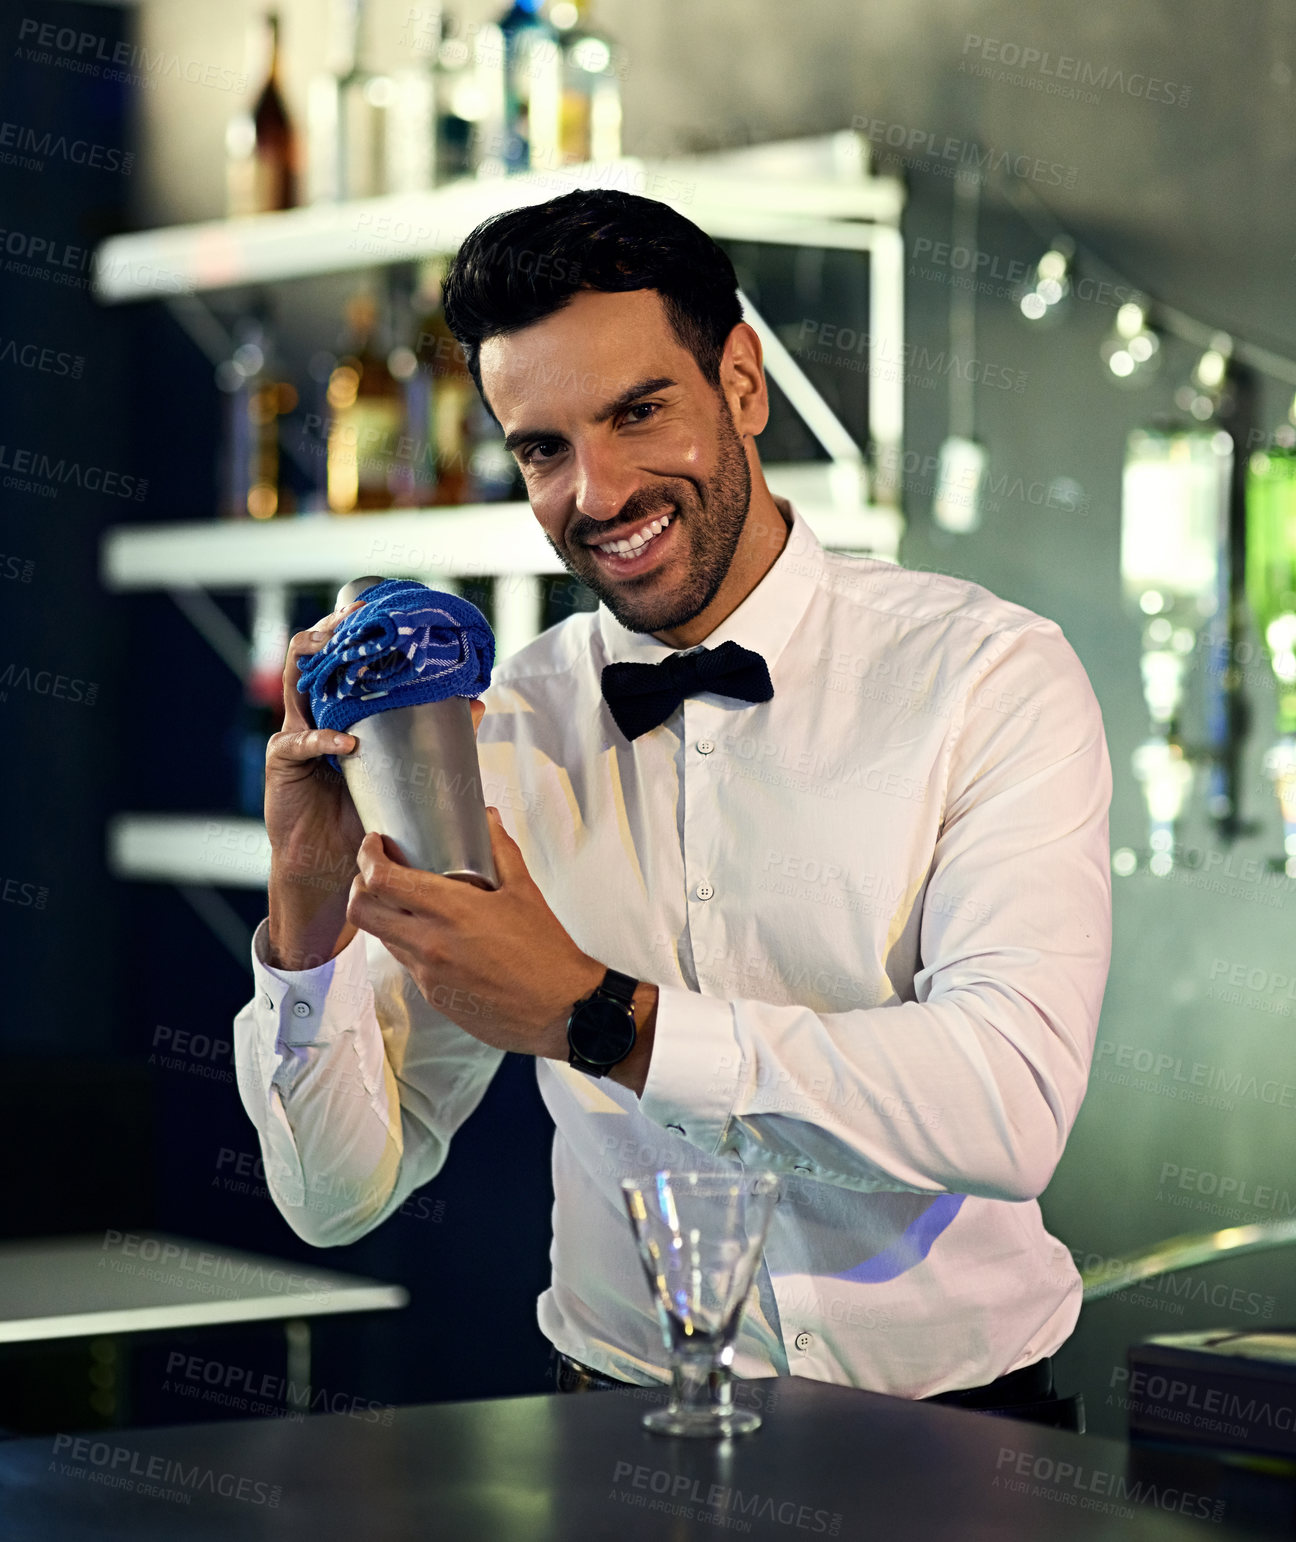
{"left": 331, "top": 577, "right": 498, "bottom": 890}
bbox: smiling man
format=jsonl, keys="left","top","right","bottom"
{"left": 233, "top": 190, "right": 1112, "bottom": 1426}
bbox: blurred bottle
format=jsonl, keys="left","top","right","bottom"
{"left": 307, "top": 0, "right": 435, "bottom": 201}
{"left": 216, "top": 319, "right": 297, "bottom": 519}
{"left": 1121, "top": 425, "right": 1234, "bottom": 868}
{"left": 465, "top": 398, "right": 518, "bottom": 502}
{"left": 386, "top": 7, "right": 439, "bottom": 195}
{"left": 336, "top": 0, "right": 391, "bottom": 199}
{"left": 400, "top": 259, "right": 476, "bottom": 504}
{"left": 325, "top": 291, "right": 406, "bottom": 512}
{"left": 1246, "top": 432, "right": 1296, "bottom": 865}
{"left": 551, "top": 0, "right": 621, "bottom": 164}
{"left": 475, "top": 0, "right": 562, "bottom": 177}
{"left": 433, "top": 12, "right": 484, "bottom": 182}
{"left": 1246, "top": 439, "right": 1296, "bottom": 732}
{"left": 227, "top": 13, "right": 299, "bottom": 216}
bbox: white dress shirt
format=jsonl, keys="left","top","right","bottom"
{"left": 234, "top": 496, "right": 1112, "bottom": 1399}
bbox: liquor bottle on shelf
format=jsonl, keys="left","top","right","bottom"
{"left": 390, "top": 1, "right": 440, "bottom": 195}
{"left": 333, "top": 0, "right": 390, "bottom": 200}
{"left": 226, "top": 13, "right": 299, "bottom": 217}
{"left": 1245, "top": 423, "right": 1296, "bottom": 868}
{"left": 324, "top": 290, "right": 406, "bottom": 512}
{"left": 404, "top": 259, "right": 477, "bottom": 504}
{"left": 215, "top": 319, "right": 297, "bottom": 519}
{"left": 308, "top": 0, "right": 436, "bottom": 201}
{"left": 1120, "top": 425, "right": 1234, "bottom": 871}
{"left": 550, "top": 0, "right": 622, "bottom": 165}
{"left": 385, "top": 57, "right": 437, "bottom": 194}
{"left": 433, "top": 13, "right": 484, "bottom": 182}
{"left": 466, "top": 394, "right": 519, "bottom": 502}
{"left": 475, "top": 0, "right": 562, "bottom": 177}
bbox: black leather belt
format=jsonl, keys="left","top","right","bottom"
{"left": 926, "top": 1354, "right": 1054, "bottom": 1409}
{"left": 554, "top": 1352, "right": 637, "bottom": 1395}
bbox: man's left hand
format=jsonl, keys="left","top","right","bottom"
{"left": 346, "top": 807, "right": 605, "bottom": 1060}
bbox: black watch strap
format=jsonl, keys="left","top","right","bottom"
{"left": 567, "top": 967, "right": 639, "bottom": 1076}
{"left": 596, "top": 968, "right": 637, "bottom": 1007}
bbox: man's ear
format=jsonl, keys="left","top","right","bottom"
{"left": 719, "top": 321, "right": 769, "bottom": 438}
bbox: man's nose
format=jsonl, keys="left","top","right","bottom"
{"left": 572, "top": 439, "right": 642, "bottom": 524}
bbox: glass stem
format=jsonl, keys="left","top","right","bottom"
{"left": 669, "top": 1353, "right": 732, "bottom": 1419}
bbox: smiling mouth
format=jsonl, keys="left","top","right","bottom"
{"left": 583, "top": 512, "right": 678, "bottom": 577}
{"left": 584, "top": 511, "right": 674, "bottom": 556}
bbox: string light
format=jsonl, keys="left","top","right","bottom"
{"left": 1174, "top": 331, "right": 1234, "bottom": 421}
{"left": 992, "top": 167, "right": 1296, "bottom": 398}
{"left": 1017, "top": 237, "right": 1074, "bottom": 322}
{"left": 1100, "top": 300, "right": 1160, "bottom": 382}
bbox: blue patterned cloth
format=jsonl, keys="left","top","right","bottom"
{"left": 296, "top": 580, "right": 494, "bottom": 769}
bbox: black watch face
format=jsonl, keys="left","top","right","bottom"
{"left": 569, "top": 996, "right": 636, "bottom": 1067}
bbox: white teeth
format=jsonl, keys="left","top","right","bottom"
{"left": 598, "top": 513, "right": 672, "bottom": 556}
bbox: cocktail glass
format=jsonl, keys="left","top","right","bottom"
{"left": 620, "top": 1170, "right": 780, "bottom": 1437}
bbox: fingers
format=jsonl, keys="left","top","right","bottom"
{"left": 265, "top": 725, "right": 356, "bottom": 777}
{"left": 355, "top": 831, "right": 422, "bottom": 893}
{"left": 347, "top": 856, "right": 456, "bottom": 952}
{"left": 353, "top": 831, "right": 462, "bottom": 918}
{"left": 469, "top": 698, "right": 485, "bottom": 737}
{"left": 280, "top": 599, "right": 369, "bottom": 732}
{"left": 484, "top": 806, "right": 528, "bottom": 887}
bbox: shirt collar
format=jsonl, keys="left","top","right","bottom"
{"left": 594, "top": 497, "right": 825, "bottom": 669}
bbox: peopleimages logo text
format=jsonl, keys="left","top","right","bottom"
{"left": 0, "top": 444, "right": 147, "bottom": 501}
{"left": 0, "top": 336, "right": 84, "bottom": 378}
{"left": 960, "top": 35, "right": 1191, "bottom": 107}
{"left": 850, "top": 115, "right": 1077, "bottom": 188}
{"left": 0, "top": 120, "right": 132, "bottom": 174}
{"left": 16, "top": 17, "right": 247, "bottom": 94}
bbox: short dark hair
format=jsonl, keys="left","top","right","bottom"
{"left": 441, "top": 189, "right": 743, "bottom": 410}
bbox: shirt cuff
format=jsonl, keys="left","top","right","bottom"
{"left": 249, "top": 917, "right": 373, "bottom": 1048}
{"left": 637, "top": 985, "right": 740, "bottom": 1153}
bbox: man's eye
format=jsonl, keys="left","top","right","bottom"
{"left": 522, "top": 440, "right": 564, "bottom": 465}
{"left": 624, "top": 402, "right": 660, "bottom": 425}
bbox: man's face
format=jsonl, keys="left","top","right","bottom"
{"left": 478, "top": 288, "right": 753, "bottom": 636}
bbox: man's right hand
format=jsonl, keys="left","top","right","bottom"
{"left": 263, "top": 599, "right": 486, "bottom": 972}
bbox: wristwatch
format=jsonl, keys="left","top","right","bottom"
{"left": 567, "top": 968, "right": 638, "bottom": 1077}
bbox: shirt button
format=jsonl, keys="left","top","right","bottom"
{"left": 696, "top": 739, "right": 715, "bottom": 755}
{"left": 292, "top": 1002, "right": 311, "bottom": 1018}
{"left": 794, "top": 1331, "right": 814, "bottom": 1352}
{"left": 695, "top": 882, "right": 715, "bottom": 901}
{"left": 261, "top": 992, "right": 274, "bottom": 1010}
{"left": 794, "top": 1164, "right": 812, "bottom": 1176}
{"left": 666, "top": 1123, "right": 686, "bottom": 1137}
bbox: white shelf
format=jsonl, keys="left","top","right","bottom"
{"left": 93, "top": 138, "right": 904, "bottom": 303}
{"left": 109, "top": 814, "right": 271, "bottom": 888}
{"left": 101, "top": 473, "right": 900, "bottom": 593}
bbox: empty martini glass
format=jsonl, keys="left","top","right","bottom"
{"left": 621, "top": 1170, "right": 780, "bottom": 1437}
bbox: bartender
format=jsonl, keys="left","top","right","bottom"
{"left": 233, "top": 189, "right": 1112, "bottom": 1429}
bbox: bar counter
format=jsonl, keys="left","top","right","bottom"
{"left": 1, "top": 1373, "right": 1290, "bottom": 1540}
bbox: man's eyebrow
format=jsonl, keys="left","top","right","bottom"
{"left": 501, "top": 376, "right": 678, "bottom": 455}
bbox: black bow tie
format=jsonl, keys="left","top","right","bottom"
{"left": 601, "top": 640, "right": 774, "bottom": 741}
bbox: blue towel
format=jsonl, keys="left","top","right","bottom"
{"left": 296, "top": 580, "right": 495, "bottom": 769}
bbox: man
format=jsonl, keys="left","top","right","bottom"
{"left": 234, "top": 190, "right": 1111, "bottom": 1425}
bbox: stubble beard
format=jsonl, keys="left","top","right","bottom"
{"left": 551, "top": 403, "right": 753, "bottom": 637}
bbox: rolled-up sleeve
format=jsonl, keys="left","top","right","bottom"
{"left": 638, "top": 620, "right": 1112, "bottom": 1202}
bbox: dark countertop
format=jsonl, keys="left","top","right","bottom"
{"left": 0, "top": 1374, "right": 1290, "bottom": 1540}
